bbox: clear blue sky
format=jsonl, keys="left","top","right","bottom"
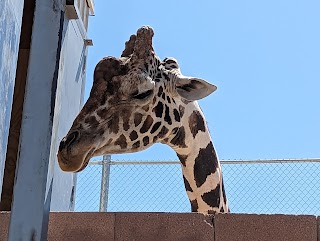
{"left": 77, "top": 0, "right": 320, "bottom": 214}
{"left": 85, "top": 0, "right": 320, "bottom": 161}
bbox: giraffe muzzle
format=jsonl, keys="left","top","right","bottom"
{"left": 57, "top": 130, "right": 93, "bottom": 172}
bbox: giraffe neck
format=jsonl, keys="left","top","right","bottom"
{"left": 166, "top": 101, "right": 229, "bottom": 213}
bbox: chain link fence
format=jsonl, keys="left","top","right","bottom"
{"left": 75, "top": 157, "right": 320, "bottom": 215}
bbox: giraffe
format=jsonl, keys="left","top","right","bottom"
{"left": 57, "top": 26, "right": 229, "bottom": 214}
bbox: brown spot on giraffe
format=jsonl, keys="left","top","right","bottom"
{"left": 129, "top": 130, "right": 138, "bottom": 141}
{"left": 190, "top": 199, "right": 198, "bottom": 212}
{"left": 108, "top": 113, "right": 120, "bottom": 134}
{"left": 153, "top": 136, "right": 158, "bottom": 143}
{"left": 134, "top": 113, "right": 143, "bottom": 127}
{"left": 140, "top": 115, "right": 153, "bottom": 133}
{"left": 170, "top": 127, "right": 187, "bottom": 148}
{"left": 121, "top": 108, "right": 132, "bottom": 131}
{"left": 189, "top": 110, "right": 206, "bottom": 138}
{"left": 97, "top": 108, "right": 107, "bottom": 119}
{"left": 157, "top": 86, "right": 163, "bottom": 97}
{"left": 177, "top": 153, "right": 188, "bottom": 167}
{"left": 84, "top": 116, "right": 99, "bottom": 128}
{"left": 157, "top": 126, "right": 169, "bottom": 138}
{"left": 142, "top": 105, "right": 149, "bottom": 112}
{"left": 183, "top": 175, "right": 193, "bottom": 192}
{"left": 164, "top": 104, "right": 172, "bottom": 125}
{"left": 194, "top": 142, "right": 218, "bottom": 188}
{"left": 152, "top": 96, "right": 157, "bottom": 105}
{"left": 150, "top": 122, "right": 161, "bottom": 134}
{"left": 202, "top": 184, "right": 221, "bottom": 208}
{"left": 105, "top": 138, "right": 113, "bottom": 146}
{"left": 142, "top": 136, "right": 149, "bottom": 146}
{"left": 179, "top": 105, "right": 185, "bottom": 118}
{"left": 132, "top": 141, "right": 140, "bottom": 149}
{"left": 173, "top": 108, "right": 180, "bottom": 122}
{"left": 153, "top": 101, "right": 163, "bottom": 118}
{"left": 115, "top": 134, "right": 127, "bottom": 149}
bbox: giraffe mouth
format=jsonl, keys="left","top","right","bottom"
{"left": 57, "top": 147, "right": 95, "bottom": 173}
{"left": 76, "top": 148, "right": 95, "bottom": 172}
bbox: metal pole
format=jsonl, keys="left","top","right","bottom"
{"left": 8, "top": 1, "right": 65, "bottom": 240}
{"left": 99, "top": 155, "right": 111, "bottom": 212}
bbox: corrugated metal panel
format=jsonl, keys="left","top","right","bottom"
{"left": 0, "top": 0, "right": 24, "bottom": 195}
{"left": 49, "top": 18, "right": 89, "bottom": 211}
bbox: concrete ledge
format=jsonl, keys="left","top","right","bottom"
{"left": 49, "top": 212, "right": 115, "bottom": 241}
{"left": 0, "top": 212, "right": 319, "bottom": 241}
{"left": 215, "top": 214, "right": 317, "bottom": 241}
{"left": 318, "top": 217, "right": 320, "bottom": 240}
{"left": 0, "top": 211, "right": 10, "bottom": 241}
{"left": 115, "top": 213, "right": 214, "bottom": 241}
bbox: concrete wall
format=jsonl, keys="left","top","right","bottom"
{"left": 0, "top": 0, "right": 24, "bottom": 194}
{"left": 0, "top": 212, "right": 319, "bottom": 241}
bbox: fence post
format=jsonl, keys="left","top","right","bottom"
{"left": 99, "top": 155, "right": 111, "bottom": 212}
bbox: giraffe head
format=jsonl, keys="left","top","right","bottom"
{"left": 57, "top": 26, "right": 217, "bottom": 172}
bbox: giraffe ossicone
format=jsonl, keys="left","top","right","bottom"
{"left": 57, "top": 26, "right": 229, "bottom": 214}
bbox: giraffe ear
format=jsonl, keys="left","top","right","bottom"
{"left": 176, "top": 77, "right": 217, "bottom": 101}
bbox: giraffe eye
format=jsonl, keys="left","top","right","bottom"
{"left": 133, "top": 90, "right": 153, "bottom": 100}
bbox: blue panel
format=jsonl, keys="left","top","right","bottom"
{"left": 0, "top": 0, "right": 24, "bottom": 194}
{"left": 49, "top": 18, "right": 88, "bottom": 211}
{"left": 8, "top": 1, "right": 65, "bottom": 240}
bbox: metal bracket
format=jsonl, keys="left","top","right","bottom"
{"left": 86, "top": 0, "right": 95, "bottom": 16}
{"left": 84, "top": 39, "right": 93, "bottom": 46}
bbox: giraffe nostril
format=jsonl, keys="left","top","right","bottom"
{"left": 58, "top": 139, "right": 66, "bottom": 152}
{"left": 60, "top": 131, "right": 80, "bottom": 151}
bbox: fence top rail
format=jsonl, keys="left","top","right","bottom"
{"left": 87, "top": 158, "right": 320, "bottom": 166}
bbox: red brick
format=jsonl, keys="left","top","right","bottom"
{"left": 317, "top": 216, "right": 320, "bottom": 241}
{"left": 215, "top": 213, "right": 317, "bottom": 241}
{"left": 115, "top": 213, "right": 214, "bottom": 241}
{"left": 0, "top": 212, "right": 10, "bottom": 241}
{"left": 48, "top": 212, "right": 115, "bottom": 241}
